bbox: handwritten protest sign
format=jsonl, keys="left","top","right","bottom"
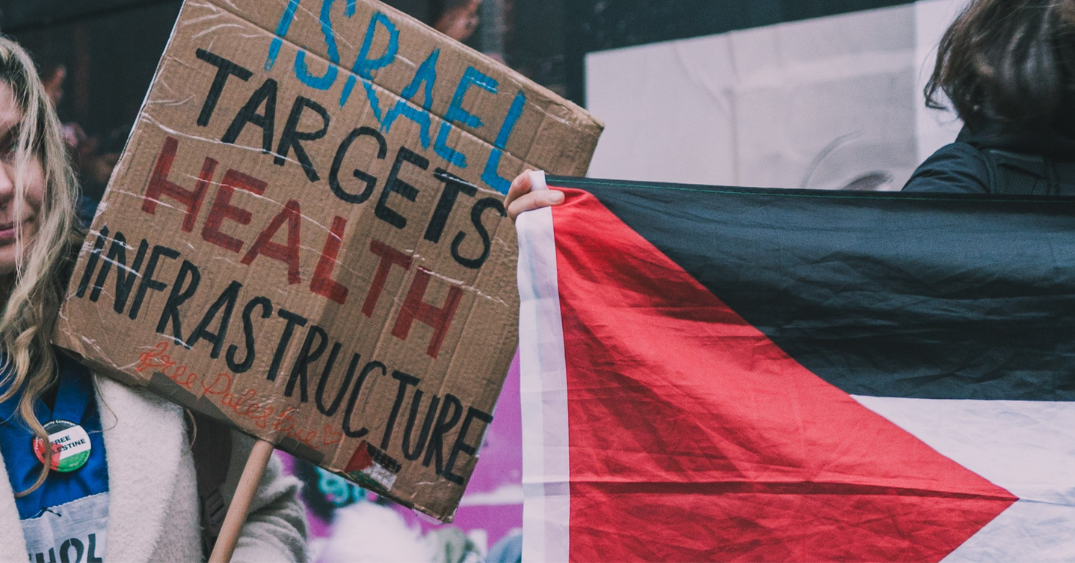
{"left": 55, "top": 0, "right": 602, "bottom": 521}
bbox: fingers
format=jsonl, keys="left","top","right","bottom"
{"left": 505, "top": 172, "right": 533, "bottom": 210}
{"left": 505, "top": 171, "right": 565, "bottom": 221}
{"left": 507, "top": 190, "right": 564, "bottom": 221}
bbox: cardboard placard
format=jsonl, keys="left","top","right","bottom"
{"left": 55, "top": 0, "right": 602, "bottom": 521}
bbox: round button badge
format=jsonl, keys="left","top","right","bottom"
{"left": 32, "top": 420, "right": 92, "bottom": 472}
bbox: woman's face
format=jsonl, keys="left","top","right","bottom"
{"left": 436, "top": 0, "right": 482, "bottom": 42}
{"left": 0, "top": 82, "right": 44, "bottom": 277}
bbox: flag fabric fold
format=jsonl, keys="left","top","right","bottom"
{"left": 517, "top": 172, "right": 1075, "bottom": 562}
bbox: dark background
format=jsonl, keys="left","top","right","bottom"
{"left": 0, "top": 0, "right": 911, "bottom": 158}
{"left": 0, "top": 0, "right": 570, "bottom": 142}
{"left": 563, "top": 0, "right": 915, "bottom": 103}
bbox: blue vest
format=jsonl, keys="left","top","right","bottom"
{"left": 0, "top": 354, "right": 108, "bottom": 519}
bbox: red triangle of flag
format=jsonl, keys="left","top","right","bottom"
{"left": 551, "top": 188, "right": 1018, "bottom": 562}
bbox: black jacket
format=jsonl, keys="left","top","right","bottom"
{"left": 902, "top": 125, "right": 1075, "bottom": 194}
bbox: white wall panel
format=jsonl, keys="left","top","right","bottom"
{"left": 586, "top": 0, "right": 968, "bottom": 190}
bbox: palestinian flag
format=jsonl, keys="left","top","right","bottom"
{"left": 516, "top": 172, "right": 1075, "bottom": 562}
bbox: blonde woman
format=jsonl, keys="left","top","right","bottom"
{"left": 0, "top": 38, "right": 307, "bottom": 561}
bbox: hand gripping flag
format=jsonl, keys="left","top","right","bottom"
{"left": 516, "top": 172, "right": 1075, "bottom": 563}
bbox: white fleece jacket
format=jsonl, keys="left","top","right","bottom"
{"left": 0, "top": 376, "right": 308, "bottom": 562}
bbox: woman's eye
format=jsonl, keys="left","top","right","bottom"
{"left": 0, "top": 133, "right": 16, "bottom": 160}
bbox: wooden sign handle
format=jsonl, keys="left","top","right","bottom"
{"left": 209, "top": 439, "right": 276, "bottom": 563}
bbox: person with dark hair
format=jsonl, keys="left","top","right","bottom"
{"left": 75, "top": 123, "right": 131, "bottom": 227}
{"left": 504, "top": 1, "right": 1075, "bottom": 212}
{"left": 903, "top": 0, "right": 1075, "bottom": 194}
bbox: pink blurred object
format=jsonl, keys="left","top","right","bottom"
{"left": 279, "top": 352, "right": 523, "bottom": 556}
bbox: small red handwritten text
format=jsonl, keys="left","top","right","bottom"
{"left": 135, "top": 341, "right": 341, "bottom": 448}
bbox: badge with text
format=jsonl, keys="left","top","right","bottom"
{"left": 33, "top": 420, "right": 92, "bottom": 472}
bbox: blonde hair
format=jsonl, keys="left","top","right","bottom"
{"left": 0, "top": 36, "right": 80, "bottom": 495}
